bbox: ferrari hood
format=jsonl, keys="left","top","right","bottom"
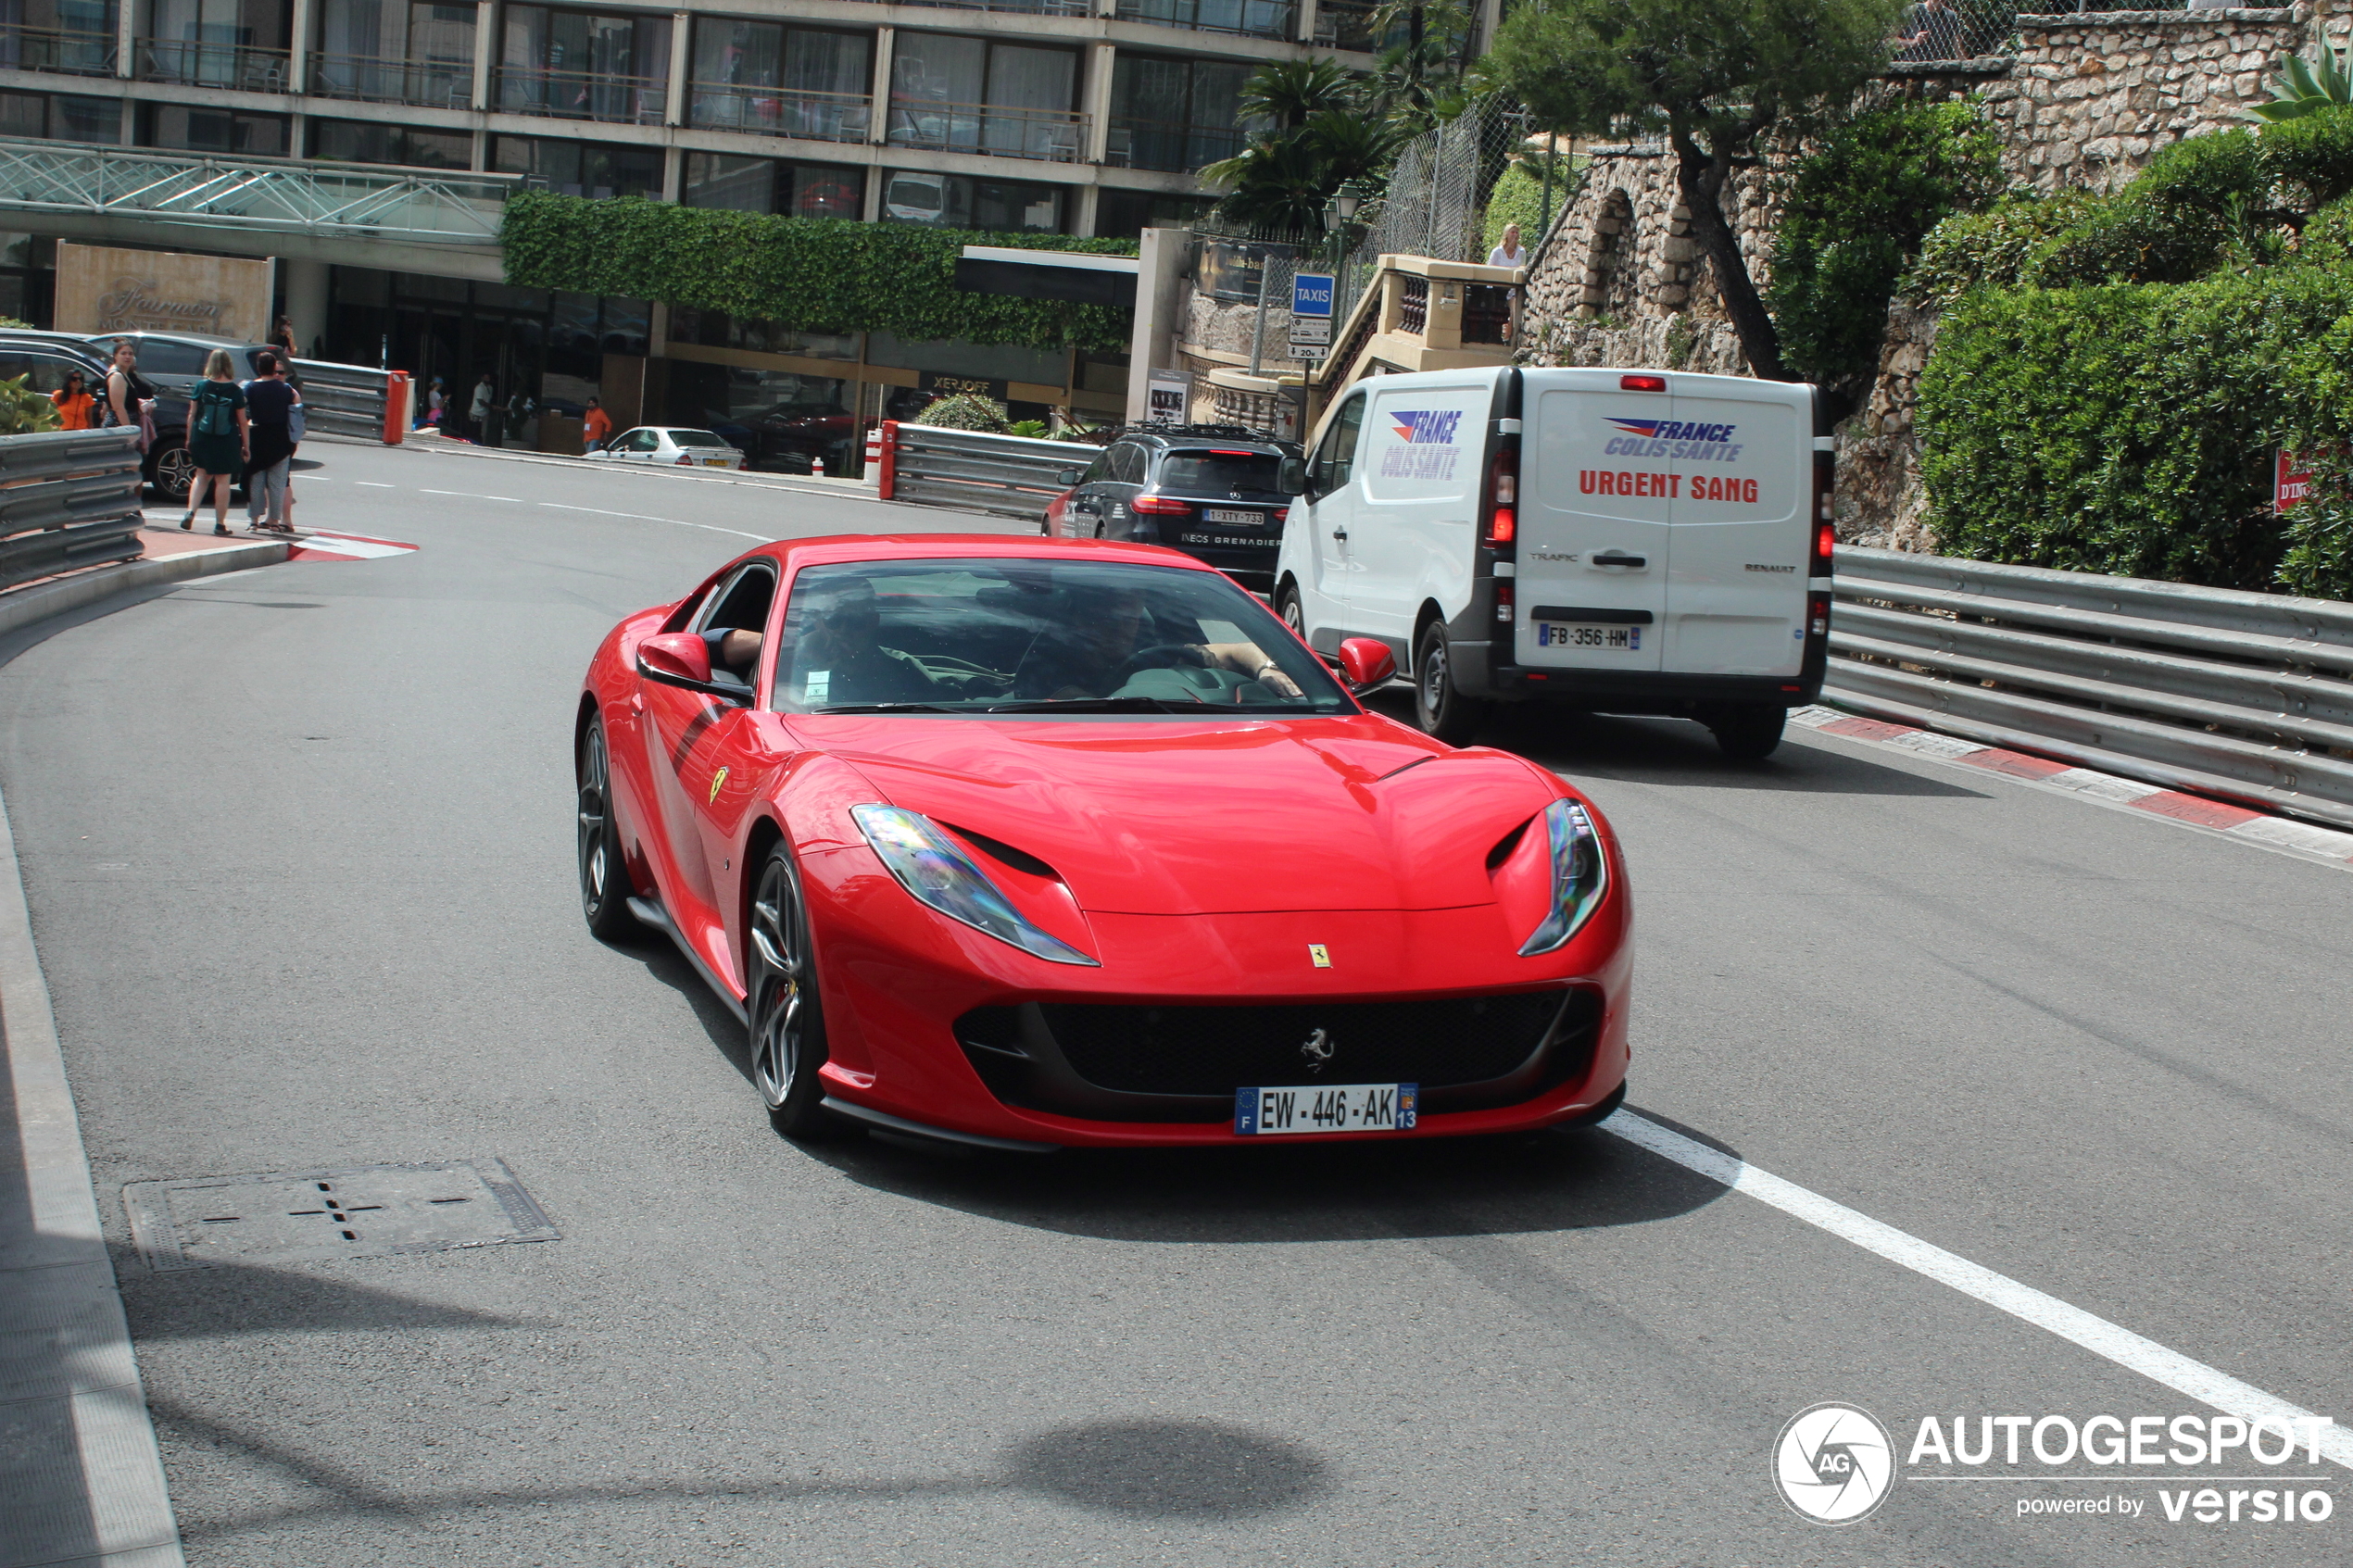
{"left": 808, "top": 715, "right": 1558, "bottom": 915}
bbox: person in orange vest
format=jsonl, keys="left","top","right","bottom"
{"left": 51, "top": 370, "right": 97, "bottom": 430}
{"left": 582, "top": 395, "right": 613, "bottom": 453}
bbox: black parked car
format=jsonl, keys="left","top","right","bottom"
{"left": 1043, "top": 423, "right": 1303, "bottom": 592}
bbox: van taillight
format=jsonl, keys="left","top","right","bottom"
{"left": 1816, "top": 522, "right": 1835, "bottom": 561}
{"left": 1482, "top": 443, "right": 1520, "bottom": 549}
{"left": 1809, "top": 591, "right": 1831, "bottom": 637}
{"left": 1495, "top": 580, "right": 1515, "bottom": 624}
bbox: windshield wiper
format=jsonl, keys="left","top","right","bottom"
{"left": 984, "top": 696, "right": 1313, "bottom": 714}
{"left": 806, "top": 701, "right": 965, "bottom": 714}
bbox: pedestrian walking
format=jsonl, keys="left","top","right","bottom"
{"left": 469, "top": 372, "right": 494, "bottom": 441}
{"left": 582, "top": 395, "right": 612, "bottom": 452}
{"left": 49, "top": 370, "right": 96, "bottom": 430}
{"left": 1487, "top": 222, "right": 1528, "bottom": 270}
{"left": 243, "top": 348, "right": 298, "bottom": 534}
{"left": 103, "top": 340, "right": 157, "bottom": 456}
{"left": 271, "top": 314, "right": 298, "bottom": 360}
{"left": 178, "top": 349, "right": 248, "bottom": 537}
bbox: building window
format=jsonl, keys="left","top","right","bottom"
{"left": 1094, "top": 189, "right": 1213, "bottom": 240}
{"left": 1113, "top": 0, "right": 1297, "bottom": 44}
{"left": 879, "top": 169, "right": 1064, "bottom": 233}
{"left": 667, "top": 306, "right": 859, "bottom": 361}
{"left": 309, "top": 118, "right": 472, "bottom": 169}
{"left": 0, "top": 89, "right": 119, "bottom": 142}
{"left": 887, "top": 33, "right": 1081, "bottom": 163}
{"left": 1108, "top": 55, "right": 1252, "bottom": 173}
{"left": 0, "top": 0, "right": 120, "bottom": 78}
{"left": 497, "top": 5, "right": 669, "bottom": 125}
{"left": 687, "top": 20, "right": 870, "bottom": 144}
{"left": 139, "top": 101, "right": 287, "bottom": 155}
{"left": 144, "top": 0, "right": 293, "bottom": 92}
{"left": 493, "top": 135, "right": 661, "bottom": 199}
{"left": 681, "top": 155, "right": 863, "bottom": 220}
{"left": 311, "top": 0, "right": 474, "bottom": 108}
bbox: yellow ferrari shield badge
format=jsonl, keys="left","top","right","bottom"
{"left": 708, "top": 765, "right": 729, "bottom": 805}
{"left": 1308, "top": 944, "right": 1331, "bottom": 968}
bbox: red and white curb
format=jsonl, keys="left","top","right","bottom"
{"left": 285, "top": 530, "right": 419, "bottom": 563}
{"left": 1790, "top": 706, "right": 2353, "bottom": 870}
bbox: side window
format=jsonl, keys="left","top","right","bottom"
{"left": 1080, "top": 449, "right": 1110, "bottom": 483}
{"left": 1112, "top": 443, "right": 1144, "bottom": 483}
{"left": 696, "top": 562, "right": 778, "bottom": 685}
{"left": 1309, "top": 396, "right": 1365, "bottom": 498}
{"left": 625, "top": 429, "right": 659, "bottom": 452}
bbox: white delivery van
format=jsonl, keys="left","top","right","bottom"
{"left": 1274, "top": 366, "right": 1833, "bottom": 758}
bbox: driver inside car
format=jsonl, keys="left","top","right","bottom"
{"left": 786, "top": 582, "right": 939, "bottom": 706}
{"left": 1013, "top": 584, "right": 1303, "bottom": 701}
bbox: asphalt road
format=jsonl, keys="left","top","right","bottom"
{"left": 2, "top": 434, "right": 2347, "bottom": 1566}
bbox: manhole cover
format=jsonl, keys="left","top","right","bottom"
{"left": 123, "top": 1157, "right": 559, "bottom": 1272}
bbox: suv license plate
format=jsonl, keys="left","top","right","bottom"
{"left": 1538, "top": 622, "right": 1642, "bottom": 650}
{"left": 1235, "top": 1083, "right": 1417, "bottom": 1135}
{"left": 1202, "top": 508, "right": 1262, "bottom": 524}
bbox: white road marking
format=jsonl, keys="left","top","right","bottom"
{"left": 423, "top": 488, "right": 521, "bottom": 502}
{"left": 536, "top": 501, "right": 772, "bottom": 542}
{"left": 355, "top": 482, "right": 395, "bottom": 488}
{"left": 1608, "top": 1110, "right": 2353, "bottom": 1470}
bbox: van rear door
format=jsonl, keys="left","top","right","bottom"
{"left": 1661, "top": 379, "right": 1808, "bottom": 676}
{"left": 1516, "top": 370, "right": 1668, "bottom": 673}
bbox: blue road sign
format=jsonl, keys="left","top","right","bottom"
{"left": 1292, "top": 272, "right": 1335, "bottom": 318}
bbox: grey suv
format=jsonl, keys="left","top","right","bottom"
{"left": 1048, "top": 424, "right": 1302, "bottom": 591}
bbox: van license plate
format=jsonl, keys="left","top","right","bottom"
{"left": 1538, "top": 622, "right": 1642, "bottom": 650}
{"left": 1203, "top": 508, "right": 1261, "bottom": 524}
{"left": 1235, "top": 1083, "right": 1417, "bottom": 1135}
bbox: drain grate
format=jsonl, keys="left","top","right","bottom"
{"left": 123, "top": 1157, "right": 559, "bottom": 1272}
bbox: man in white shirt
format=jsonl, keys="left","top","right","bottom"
{"left": 1488, "top": 222, "right": 1529, "bottom": 270}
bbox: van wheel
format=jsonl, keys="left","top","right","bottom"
{"left": 1415, "top": 621, "right": 1487, "bottom": 745}
{"left": 1277, "top": 585, "right": 1305, "bottom": 638}
{"left": 1709, "top": 705, "right": 1787, "bottom": 760}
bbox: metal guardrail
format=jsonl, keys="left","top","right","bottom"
{"left": 290, "top": 358, "right": 394, "bottom": 440}
{"left": 0, "top": 427, "right": 144, "bottom": 594}
{"left": 879, "top": 423, "right": 1081, "bottom": 523}
{"left": 1826, "top": 546, "right": 2353, "bottom": 831}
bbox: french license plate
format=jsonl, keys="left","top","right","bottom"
{"left": 701, "top": 457, "right": 734, "bottom": 467}
{"left": 1235, "top": 1082, "right": 1417, "bottom": 1135}
{"left": 1538, "top": 622, "right": 1642, "bottom": 650}
{"left": 1202, "top": 508, "right": 1263, "bottom": 525}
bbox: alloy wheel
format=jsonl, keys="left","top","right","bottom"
{"left": 578, "top": 724, "right": 610, "bottom": 910}
{"left": 154, "top": 445, "right": 195, "bottom": 504}
{"left": 749, "top": 856, "right": 810, "bottom": 1110}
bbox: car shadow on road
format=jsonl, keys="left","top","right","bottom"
{"left": 800, "top": 1109, "right": 1734, "bottom": 1246}
{"left": 1363, "top": 689, "right": 1988, "bottom": 798}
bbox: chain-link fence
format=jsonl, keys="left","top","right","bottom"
{"left": 1331, "top": 94, "right": 1541, "bottom": 325}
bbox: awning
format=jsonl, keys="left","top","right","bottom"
{"left": 954, "top": 245, "right": 1139, "bottom": 309}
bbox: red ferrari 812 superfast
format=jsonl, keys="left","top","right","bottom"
{"left": 575, "top": 534, "right": 1630, "bottom": 1150}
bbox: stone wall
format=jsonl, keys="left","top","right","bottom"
{"left": 1510, "top": 4, "right": 2344, "bottom": 548}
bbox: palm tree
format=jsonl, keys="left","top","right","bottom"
{"left": 1239, "top": 57, "right": 1357, "bottom": 131}
{"left": 1202, "top": 111, "right": 1400, "bottom": 233}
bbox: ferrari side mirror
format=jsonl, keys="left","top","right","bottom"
{"left": 1335, "top": 636, "right": 1397, "bottom": 692}
{"left": 636, "top": 632, "right": 749, "bottom": 703}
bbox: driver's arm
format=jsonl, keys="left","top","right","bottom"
{"left": 699, "top": 628, "right": 763, "bottom": 680}
{"left": 1193, "top": 642, "right": 1304, "bottom": 697}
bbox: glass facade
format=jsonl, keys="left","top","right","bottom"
{"left": 493, "top": 134, "right": 661, "bottom": 199}
{"left": 140, "top": 100, "right": 287, "bottom": 155}
{"left": 681, "top": 154, "right": 863, "bottom": 219}
{"left": 879, "top": 169, "right": 1063, "bottom": 232}
{"left": 309, "top": 118, "right": 472, "bottom": 169}
{"left": 0, "top": 0, "right": 118, "bottom": 76}
{"left": 887, "top": 33, "right": 1079, "bottom": 162}
{"left": 498, "top": 5, "right": 670, "bottom": 125}
{"left": 1095, "top": 189, "right": 1214, "bottom": 241}
{"left": 1109, "top": 54, "right": 1252, "bottom": 173}
{"left": 145, "top": 0, "right": 293, "bottom": 90}
{"left": 0, "top": 87, "right": 118, "bottom": 142}
{"left": 310, "top": 0, "right": 474, "bottom": 107}
{"left": 687, "top": 20, "right": 870, "bottom": 144}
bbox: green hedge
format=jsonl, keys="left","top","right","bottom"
{"left": 1918, "top": 268, "right": 2353, "bottom": 594}
{"left": 500, "top": 194, "right": 1139, "bottom": 353}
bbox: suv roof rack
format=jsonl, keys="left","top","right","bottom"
{"left": 1116, "top": 421, "right": 1277, "bottom": 444}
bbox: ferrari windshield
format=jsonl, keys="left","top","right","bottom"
{"left": 773, "top": 559, "right": 1353, "bottom": 715}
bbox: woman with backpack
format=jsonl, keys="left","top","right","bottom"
{"left": 179, "top": 349, "right": 249, "bottom": 536}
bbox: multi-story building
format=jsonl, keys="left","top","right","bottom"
{"left": 0, "top": 0, "right": 1489, "bottom": 461}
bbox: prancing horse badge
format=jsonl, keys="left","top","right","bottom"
{"left": 708, "top": 766, "right": 729, "bottom": 805}
{"left": 1308, "top": 944, "right": 1331, "bottom": 968}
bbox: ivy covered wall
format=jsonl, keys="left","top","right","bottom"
{"left": 500, "top": 194, "right": 1139, "bottom": 353}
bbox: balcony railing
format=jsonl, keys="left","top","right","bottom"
{"left": 688, "top": 82, "right": 872, "bottom": 144}
{"left": 1114, "top": 0, "right": 1297, "bottom": 42}
{"left": 1104, "top": 116, "right": 1243, "bottom": 173}
{"left": 0, "top": 23, "right": 118, "bottom": 78}
{"left": 887, "top": 98, "right": 1088, "bottom": 162}
{"left": 495, "top": 66, "right": 666, "bottom": 126}
{"left": 307, "top": 52, "right": 472, "bottom": 109}
{"left": 140, "top": 38, "right": 293, "bottom": 94}
{"left": 880, "top": 0, "right": 1090, "bottom": 12}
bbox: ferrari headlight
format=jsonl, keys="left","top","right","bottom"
{"left": 850, "top": 804, "right": 1098, "bottom": 967}
{"left": 1517, "top": 797, "right": 1608, "bottom": 956}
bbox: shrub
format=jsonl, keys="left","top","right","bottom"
{"left": 0, "top": 374, "right": 58, "bottom": 435}
{"left": 914, "top": 393, "right": 1012, "bottom": 433}
{"left": 1907, "top": 191, "right": 2097, "bottom": 301}
{"left": 1767, "top": 100, "right": 2003, "bottom": 409}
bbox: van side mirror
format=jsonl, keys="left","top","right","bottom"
{"left": 636, "top": 632, "right": 749, "bottom": 703}
{"left": 1057, "top": 468, "right": 1082, "bottom": 486}
{"left": 1278, "top": 457, "right": 1307, "bottom": 495}
{"left": 1334, "top": 636, "right": 1397, "bottom": 692}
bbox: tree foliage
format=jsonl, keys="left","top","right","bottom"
{"left": 1483, "top": 0, "right": 1906, "bottom": 380}
{"left": 500, "top": 194, "right": 1136, "bottom": 352}
{"left": 1766, "top": 100, "right": 2002, "bottom": 412}
{"left": 0, "top": 373, "right": 58, "bottom": 435}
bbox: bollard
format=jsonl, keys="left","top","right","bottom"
{"left": 812, "top": 455, "right": 824, "bottom": 477}
{"left": 864, "top": 423, "right": 883, "bottom": 473}
{"left": 384, "top": 370, "right": 410, "bottom": 445}
{"left": 877, "top": 420, "right": 899, "bottom": 500}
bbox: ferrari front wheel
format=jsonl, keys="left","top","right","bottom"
{"left": 577, "top": 717, "right": 636, "bottom": 940}
{"left": 749, "top": 842, "right": 837, "bottom": 1139}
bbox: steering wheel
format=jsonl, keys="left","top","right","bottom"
{"left": 1114, "top": 643, "right": 1206, "bottom": 682}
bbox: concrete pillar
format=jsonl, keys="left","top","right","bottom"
{"left": 1124, "top": 225, "right": 1189, "bottom": 425}
{"left": 115, "top": 0, "right": 135, "bottom": 80}
{"left": 1074, "top": 182, "right": 1099, "bottom": 236}
{"left": 661, "top": 144, "right": 684, "bottom": 203}
{"left": 664, "top": 11, "right": 689, "bottom": 128}
{"left": 472, "top": 1, "right": 497, "bottom": 111}
{"left": 1297, "top": 0, "right": 1318, "bottom": 45}
{"left": 288, "top": 0, "right": 314, "bottom": 94}
{"left": 869, "top": 27, "right": 894, "bottom": 146}
{"left": 862, "top": 164, "right": 883, "bottom": 222}
{"left": 1081, "top": 41, "right": 1114, "bottom": 165}
{"left": 283, "top": 257, "right": 331, "bottom": 358}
